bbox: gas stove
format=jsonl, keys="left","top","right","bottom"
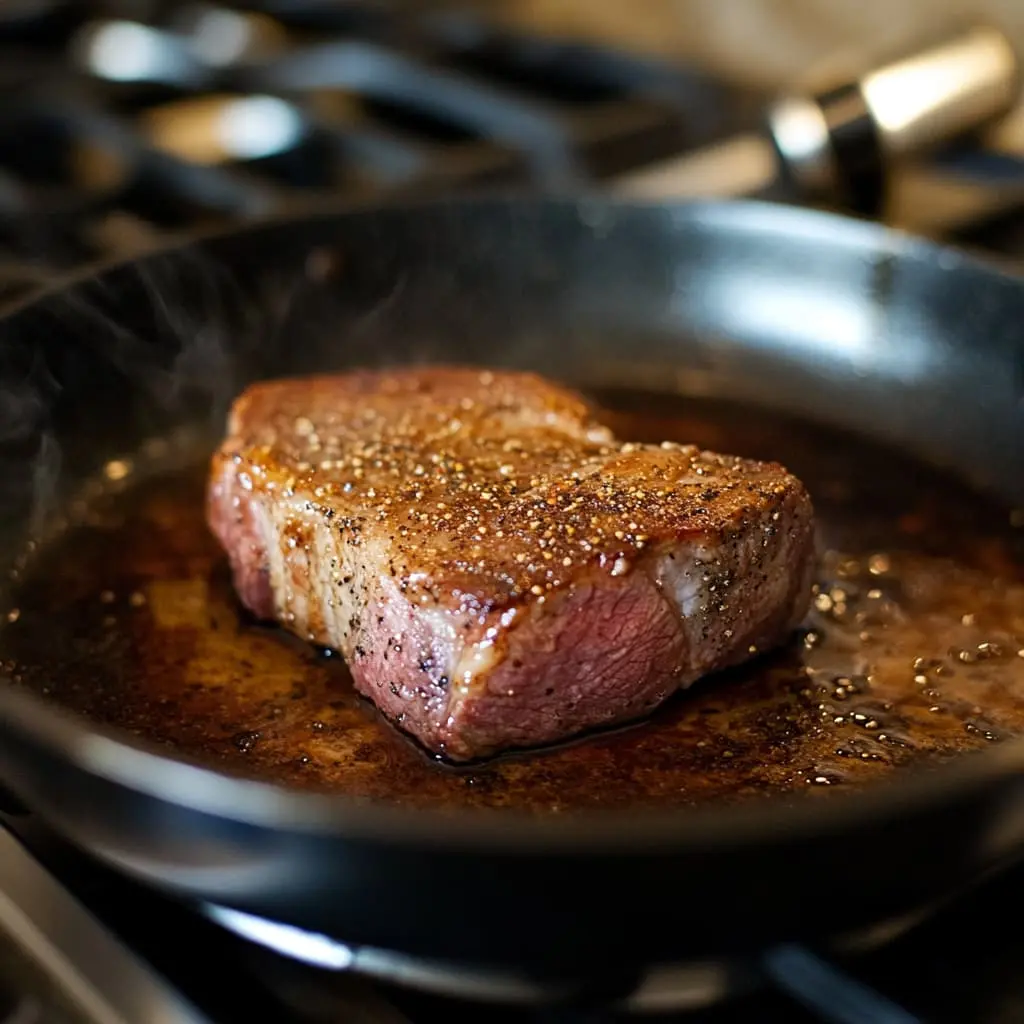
{"left": 6, "top": 805, "right": 1024, "bottom": 1024}
{"left": 3, "top": 4, "right": 1024, "bottom": 1024}
{"left": 1, "top": 0, "right": 1023, "bottom": 286}
{"left": 0, "top": 0, "right": 756, "bottom": 292}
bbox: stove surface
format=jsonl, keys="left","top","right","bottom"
{"left": 4, "top": 808, "right": 1024, "bottom": 1024}
{"left": 0, "top": 0, "right": 1022, "bottom": 293}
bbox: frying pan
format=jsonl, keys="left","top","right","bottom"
{"left": 0, "top": 195, "right": 1022, "bottom": 990}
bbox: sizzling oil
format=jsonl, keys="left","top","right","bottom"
{"left": 2, "top": 391, "right": 1023, "bottom": 812}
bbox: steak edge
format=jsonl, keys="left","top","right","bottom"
{"left": 207, "top": 368, "right": 815, "bottom": 761}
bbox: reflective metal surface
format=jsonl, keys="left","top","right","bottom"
{"left": 614, "top": 24, "right": 1021, "bottom": 213}
{"left": 0, "top": 827, "right": 209, "bottom": 1024}
{"left": 204, "top": 899, "right": 932, "bottom": 1013}
{"left": 859, "top": 24, "right": 1019, "bottom": 159}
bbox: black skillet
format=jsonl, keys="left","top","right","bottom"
{"left": 0, "top": 196, "right": 1022, "bottom": 990}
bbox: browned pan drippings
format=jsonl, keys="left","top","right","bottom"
{"left": 2, "top": 390, "right": 1024, "bottom": 812}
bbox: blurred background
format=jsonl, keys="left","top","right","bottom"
{"left": 2, "top": 0, "right": 1024, "bottom": 296}
{"left": 495, "top": 0, "right": 1024, "bottom": 88}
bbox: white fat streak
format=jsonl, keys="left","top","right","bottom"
{"left": 317, "top": 523, "right": 343, "bottom": 647}
{"left": 416, "top": 605, "right": 465, "bottom": 678}
{"left": 263, "top": 502, "right": 289, "bottom": 619}
{"left": 451, "top": 641, "right": 500, "bottom": 696}
{"left": 261, "top": 495, "right": 481, "bottom": 681}
{"left": 648, "top": 511, "right": 799, "bottom": 680}
{"left": 653, "top": 544, "right": 717, "bottom": 619}
{"left": 447, "top": 605, "right": 519, "bottom": 694}
{"left": 280, "top": 506, "right": 311, "bottom": 632}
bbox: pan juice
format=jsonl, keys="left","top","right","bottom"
{"left": 2, "top": 391, "right": 1023, "bottom": 813}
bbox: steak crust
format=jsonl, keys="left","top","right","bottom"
{"left": 207, "top": 368, "right": 815, "bottom": 761}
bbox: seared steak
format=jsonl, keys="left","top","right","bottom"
{"left": 207, "top": 368, "right": 815, "bottom": 761}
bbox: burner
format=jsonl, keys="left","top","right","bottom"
{"left": 0, "top": 0, "right": 754, "bottom": 279}
{"left": 207, "top": 901, "right": 755, "bottom": 1011}
{"left": 203, "top": 900, "right": 937, "bottom": 1013}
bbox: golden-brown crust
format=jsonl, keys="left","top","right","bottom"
{"left": 214, "top": 367, "right": 811, "bottom": 613}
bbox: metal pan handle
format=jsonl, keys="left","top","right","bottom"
{"left": 613, "top": 23, "right": 1021, "bottom": 217}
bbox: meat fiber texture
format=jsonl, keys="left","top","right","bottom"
{"left": 208, "top": 368, "right": 815, "bottom": 761}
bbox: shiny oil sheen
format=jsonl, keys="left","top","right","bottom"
{"left": 2, "top": 390, "right": 1023, "bottom": 813}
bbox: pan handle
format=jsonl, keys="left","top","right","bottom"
{"left": 612, "top": 24, "right": 1021, "bottom": 217}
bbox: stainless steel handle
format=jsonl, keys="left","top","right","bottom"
{"left": 858, "top": 24, "right": 1018, "bottom": 159}
{"left": 615, "top": 23, "right": 1021, "bottom": 214}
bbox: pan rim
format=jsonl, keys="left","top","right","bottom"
{"left": 1, "top": 194, "right": 1023, "bottom": 851}
{"left": 3, "top": 190, "right": 1020, "bottom": 317}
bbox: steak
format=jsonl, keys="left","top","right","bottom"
{"left": 207, "top": 368, "right": 815, "bottom": 761}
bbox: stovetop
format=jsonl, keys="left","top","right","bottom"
{"left": 5, "top": 806, "right": 1024, "bottom": 1024}
{"left": 3, "top": 4, "right": 1024, "bottom": 1023}
{"left": 0, "top": 0, "right": 1023, "bottom": 293}
{"left": 0, "top": 0, "right": 759, "bottom": 294}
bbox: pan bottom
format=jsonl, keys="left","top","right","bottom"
{"left": 2, "top": 390, "right": 1023, "bottom": 813}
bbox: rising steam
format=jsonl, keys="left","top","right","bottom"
{"left": 0, "top": 225, "right": 324, "bottom": 545}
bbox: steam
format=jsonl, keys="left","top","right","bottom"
{"left": 0, "top": 202, "right": 508, "bottom": 551}
{"left": 0, "top": 230, "right": 318, "bottom": 546}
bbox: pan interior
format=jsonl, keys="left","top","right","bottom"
{"left": 1, "top": 386, "right": 1022, "bottom": 814}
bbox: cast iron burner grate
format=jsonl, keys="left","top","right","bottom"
{"left": 1, "top": 1, "right": 1023, "bottom": 296}
{"left": 0, "top": 0, "right": 754, "bottom": 289}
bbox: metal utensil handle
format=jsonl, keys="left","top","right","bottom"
{"left": 615, "top": 23, "right": 1021, "bottom": 214}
